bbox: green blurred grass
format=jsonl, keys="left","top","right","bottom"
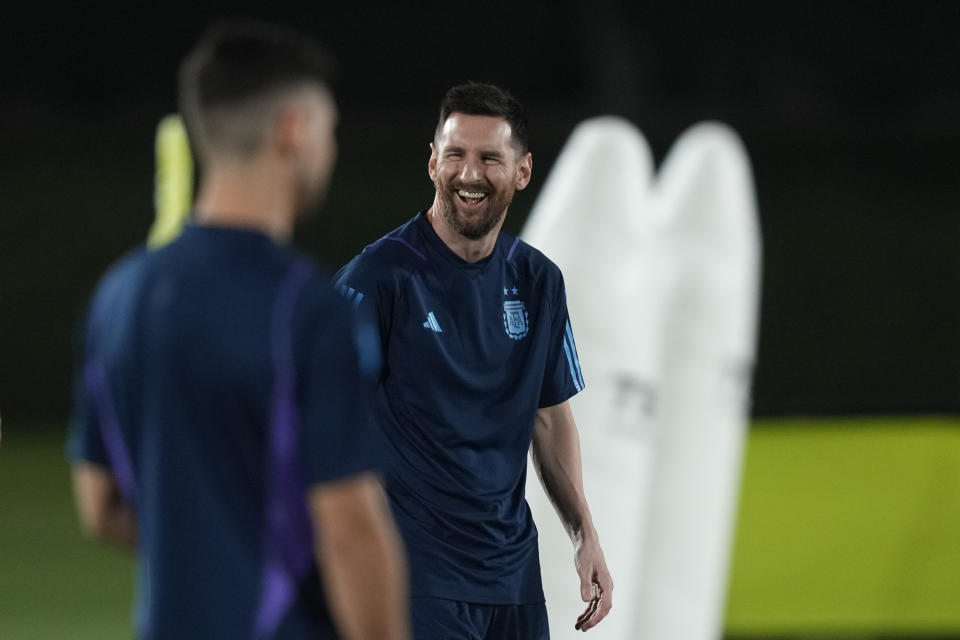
{"left": 2, "top": 419, "right": 959, "bottom": 639}
{"left": 0, "top": 424, "right": 133, "bottom": 640}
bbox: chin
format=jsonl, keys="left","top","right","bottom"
{"left": 456, "top": 211, "right": 503, "bottom": 240}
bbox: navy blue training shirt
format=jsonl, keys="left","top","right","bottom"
{"left": 68, "top": 225, "right": 380, "bottom": 640}
{"left": 333, "top": 211, "right": 585, "bottom": 605}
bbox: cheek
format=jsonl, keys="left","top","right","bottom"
{"left": 489, "top": 166, "right": 515, "bottom": 187}
{"left": 303, "top": 136, "right": 334, "bottom": 188}
{"left": 327, "top": 135, "right": 338, "bottom": 164}
{"left": 434, "top": 165, "right": 456, "bottom": 186}
{"left": 316, "top": 134, "right": 335, "bottom": 172}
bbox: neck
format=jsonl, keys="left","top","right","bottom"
{"left": 426, "top": 198, "right": 505, "bottom": 263}
{"left": 193, "top": 161, "right": 294, "bottom": 241}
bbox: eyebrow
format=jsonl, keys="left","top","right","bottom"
{"left": 443, "top": 145, "right": 504, "bottom": 158}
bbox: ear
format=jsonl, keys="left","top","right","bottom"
{"left": 274, "top": 103, "right": 308, "bottom": 158}
{"left": 515, "top": 151, "right": 533, "bottom": 191}
{"left": 427, "top": 141, "right": 438, "bottom": 182}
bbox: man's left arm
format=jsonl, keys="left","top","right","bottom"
{"left": 531, "top": 400, "right": 613, "bottom": 632}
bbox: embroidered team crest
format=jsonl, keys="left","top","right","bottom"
{"left": 503, "top": 300, "right": 529, "bottom": 340}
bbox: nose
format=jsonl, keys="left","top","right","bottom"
{"left": 458, "top": 155, "right": 483, "bottom": 184}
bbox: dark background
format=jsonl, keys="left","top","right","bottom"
{"left": 2, "top": 3, "right": 959, "bottom": 421}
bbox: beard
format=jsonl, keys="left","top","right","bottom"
{"left": 434, "top": 178, "right": 515, "bottom": 241}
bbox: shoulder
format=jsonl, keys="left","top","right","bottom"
{"left": 356, "top": 215, "right": 430, "bottom": 269}
{"left": 294, "top": 267, "right": 382, "bottom": 376}
{"left": 503, "top": 233, "right": 565, "bottom": 288}
{"left": 334, "top": 215, "right": 428, "bottom": 288}
{"left": 80, "top": 246, "right": 158, "bottom": 354}
{"left": 289, "top": 261, "right": 346, "bottom": 322}
{"left": 292, "top": 265, "right": 357, "bottom": 348}
{"left": 88, "top": 246, "right": 151, "bottom": 320}
{"left": 97, "top": 245, "right": 150, "bottom": 290}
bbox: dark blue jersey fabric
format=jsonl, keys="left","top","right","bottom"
{"left": 334, "top": 211, "right": 585, "bottom": 604}
{"left": 68, "top": 224, "right": 380, "bottom": 640}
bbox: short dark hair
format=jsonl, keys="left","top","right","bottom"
{"left": 178, "top": 21, "right": 335, "bottom": 160}
{"left": 436, "top": 82, "right": 529, "bottom": 153}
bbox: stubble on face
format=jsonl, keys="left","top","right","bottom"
{"left": 433, "top": 173, "right": 515, "bottom": 241}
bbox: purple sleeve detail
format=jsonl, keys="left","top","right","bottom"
{"left": 506, "top": 236, "right": 521, "bottom": 262}
{"left": 84, "top": 361, "right": 139, "bottom": 506}
{"left": 385, "top": 236, "right": 427, "bottom": 261}
{"left": 254, "top": 260, "right": 317, "bottom": 639}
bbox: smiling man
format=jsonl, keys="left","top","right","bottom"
{"left": 334, "top": 83, "right": 612, "bottom": 638}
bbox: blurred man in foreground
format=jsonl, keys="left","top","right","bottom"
{"left": 334, "top": 83, "right": 612, "bottom": 638}
{"left": 68, "top": 21, "right": 408, "bottom": 640}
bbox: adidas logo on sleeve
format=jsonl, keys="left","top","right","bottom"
{"left": 423, "top": 311, "right": 443, "bottom": 333}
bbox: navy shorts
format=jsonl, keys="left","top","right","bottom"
{"left": 411, "top": 598, "right": 549, "bottom": 640}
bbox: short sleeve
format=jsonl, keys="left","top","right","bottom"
{"left": 297, "top": 286, "right": 382, "bottom": 486}
{"left": 66, "top": 307, "right": 109, "bottom": 466}
{"left": 332, "top": 253, "right": 393, "bottom": 362}
{"left": 538, "top": 272, "right": 586, "bottom": 408}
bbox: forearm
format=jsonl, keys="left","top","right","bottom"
{"left": 71, "top": 463, "right": 138, "bottom": 550}
{"left": 312, "top": 477, "right": 409, "bottom": 640}
{"left": 533, "top": 403, "right": 615, "bottom": 629}
{"left": 531, "top": 403, "right": 596, "bottom": 543}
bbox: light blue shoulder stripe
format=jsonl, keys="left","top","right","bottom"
{"left": 565, "top": 320, "right": 585, "bottom": 388}
{"left": 562, "top": 337, "right": 583, "bottom": 392}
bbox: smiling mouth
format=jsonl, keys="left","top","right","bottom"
{"left": 456, "top": 189, "right": 488, "bottom": 205}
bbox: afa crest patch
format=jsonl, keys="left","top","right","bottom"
{"left": 503, "top": 300, "right": 529, "bottom": 340}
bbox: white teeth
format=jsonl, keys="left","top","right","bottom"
{"left": 458, "top": 190, "right": 486, "bottom": 199}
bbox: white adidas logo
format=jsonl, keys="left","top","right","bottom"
{"left": 423, "top": 311, "right": 442, "bottom": 333}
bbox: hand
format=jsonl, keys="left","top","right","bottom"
{"left": 573, "top": 533, "right": 612, "bottom": 631}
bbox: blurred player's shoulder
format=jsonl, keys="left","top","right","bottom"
{"left": 86, "top": 245, "right": 151, "bottom": 319}
{"left": 293, "top": 260, "right": 384, "bottom": 378}
{"left": 95, "top": 244, "right": 150, "bottom": 287}
{"left": 296, "top": 263, "right": 355, "bottom": 318}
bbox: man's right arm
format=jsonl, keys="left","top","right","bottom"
{"left": 71, "top": 462, "right": 138, "bottom": 549}
{"left": 308, "top": 472, "right": 409, "bottom": 640}
{"left": 68, "top": 298, "right": 138, "bottom": 550}
{"left": 298, "top": 265, "right": 406, "bottom": 638}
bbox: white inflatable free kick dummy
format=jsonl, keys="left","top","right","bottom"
{"left": 523, "top": 120, "right": 760, "bottom": 640}
{"left": 629, "top": 123, "right": 761, "bottom": 639}
{"left": 523, "top": 116, "right": 667, "bottom": 640}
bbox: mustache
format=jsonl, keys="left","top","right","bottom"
{"left": 450, "top": 180, "right": 493, "bottom": 192}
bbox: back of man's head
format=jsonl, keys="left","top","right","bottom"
{"left": 179, "top": 21, "right": 335, "bottom": 165}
